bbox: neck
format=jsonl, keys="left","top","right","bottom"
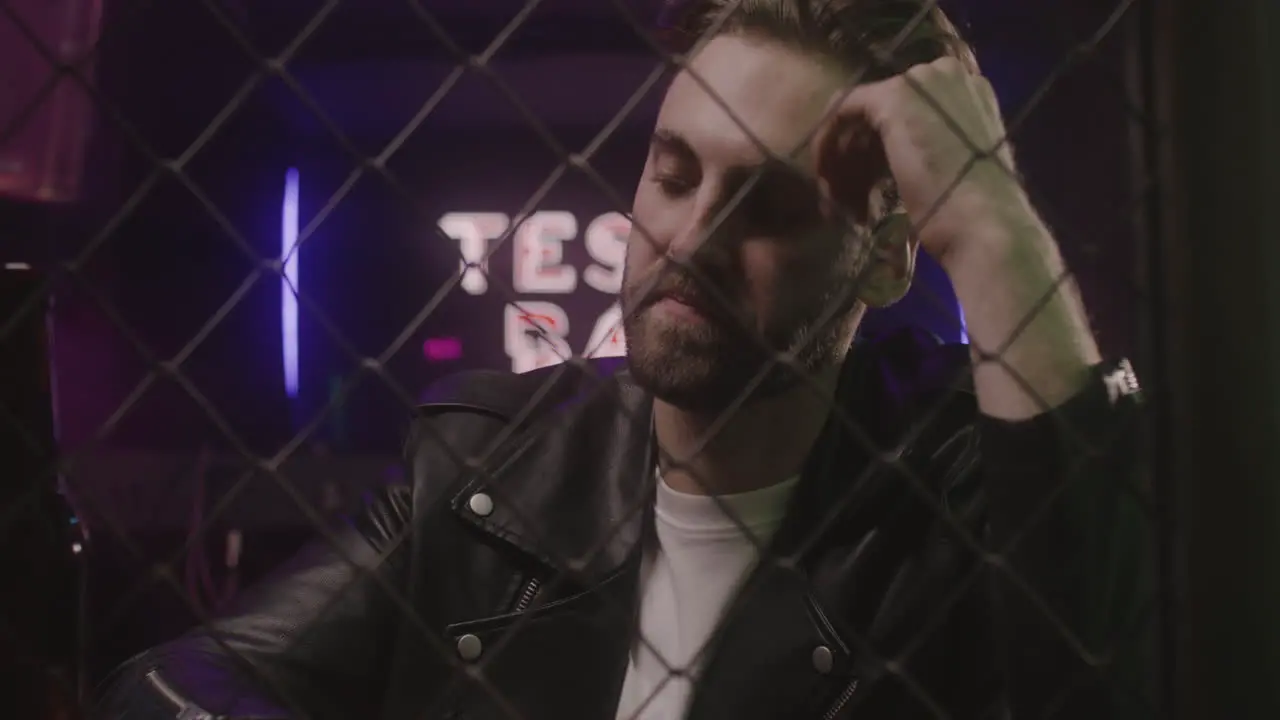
{"left": 654, "top": 367, "right": 841, "bottom": 496}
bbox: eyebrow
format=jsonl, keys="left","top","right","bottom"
{"left": 650, "top": 127, "right": 806, "bottom": 180}
{"left": 650, "top": 128, "right": 697, "bottom": 161}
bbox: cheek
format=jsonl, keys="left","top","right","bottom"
{"left": 798, "top": 229, "right": 860, "bottom": 285}
{"left": 739, "top": 243, "right": 780, "bottom": 292}
{"left": 623, "top": 229, "right": 660, "bottom": 282}
{"left": 631, "top": 178, "right": 701, "bottom": 245}
{"left": 624, "top": 191, "right": 688, "bottom": 280}
{"left": 743, "top": 235, "right": 853, "bottom": 313}
{"left": 622, "top": 230, "right": 666, "bottom": 304}
{"left": 741, "top": 233, "right": 838, "bottom": 285}
{"left": 739, "top": 246, "right": 797, "bottom": 323}
{"left": 626, "top": 198, "right": 664, "bottom": 262}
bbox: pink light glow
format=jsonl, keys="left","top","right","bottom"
{"left": 422, "top": 336, "right": 463, "bottom": 361}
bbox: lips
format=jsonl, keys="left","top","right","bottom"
{"left": 665, "top": 292, "right": 702, "bottom": 310}
{"left": 634, "top": 273, "right": 731, "bottom": 321}
{"left": 649, "top": 289, "right": 733, "bottom": 328}
{"left": 649, "top": 296, "right": 707, "bottom": 324}
{"left": 653, "top": 290, "right": 709, "bottom": 313}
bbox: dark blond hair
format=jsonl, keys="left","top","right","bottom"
{"left": 658, "top": 0, "right": 978, "bottom": 82}
{"left": 657, "top": 0, "right": 980, "bottom": 224}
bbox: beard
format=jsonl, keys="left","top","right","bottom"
{"left": 620, "top": 260, "right": 861, "bottom": 414}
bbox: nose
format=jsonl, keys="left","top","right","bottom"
{"left": 667, "top": 190, "right": 741, "bottom": 270}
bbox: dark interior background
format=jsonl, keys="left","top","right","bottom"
{"left": 0, "top": 0, "right": 1147, "bottom": 691}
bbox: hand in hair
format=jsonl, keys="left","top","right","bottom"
{"left": 812, "top": 56, "right": 1028, "bottom": 264}
{"left": 813, "top": 55, "right": 1101, "bottom": 419}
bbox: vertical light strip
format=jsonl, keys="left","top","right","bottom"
{"left": 282, "top": 168, "right": 300, "bottom": 398}
{"left": 958, "top": 302, "right": 969, "bottom": 344}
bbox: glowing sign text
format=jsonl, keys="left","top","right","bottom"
{"left": 440, "top": 210, "right": 631, "bottom": 373}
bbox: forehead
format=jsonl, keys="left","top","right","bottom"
{"left": 656, "top": 33, "right": 845, "bottom": 168}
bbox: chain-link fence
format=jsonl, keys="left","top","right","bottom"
{"left": 0, "top": 0, "right": 1222, "bottom": 716}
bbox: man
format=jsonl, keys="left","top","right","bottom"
{"left": 95, "top": 1, "right": 1150, "bottom": 718}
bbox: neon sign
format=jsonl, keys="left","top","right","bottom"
{"left": 281, "top": 168, "right": 300, "bottom": 398}
{"left": 440, "top": 211, "right": 630, "bottom": 373}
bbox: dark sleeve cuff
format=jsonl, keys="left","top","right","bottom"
{"left": 976, "top": 358, "right": 1145, "bottom": 554}
{"left": 973, "top": 359, "right": 1154, "bottom": 716}
{"left": 976, "top": 358, "right": 1142, "bottom": 476}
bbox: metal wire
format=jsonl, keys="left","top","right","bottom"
{"left": 0, "top": 0, "right": 1159, "bottom": 718}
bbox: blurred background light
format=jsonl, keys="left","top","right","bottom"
{"left": 282, "top": 167, "right": 300, "bottom": 399}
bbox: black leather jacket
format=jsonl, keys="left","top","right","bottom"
{"left": 93, "top": 329, "right": 1151, "bottom": 719}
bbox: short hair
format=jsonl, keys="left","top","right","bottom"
{"left": 656, "top": 0, "right": 979, "bottom": 224}
{"left": 657, "top": 0, "right": 979, "bottom": 83}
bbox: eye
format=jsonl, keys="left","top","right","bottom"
{"left": 653, "top": 175, "right": 695, "bottom": 198}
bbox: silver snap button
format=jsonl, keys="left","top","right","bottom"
{"left": 456, "top": 633, "right": 483, "bottom": 661}
{"left": 812, "top": 645, "right": 834, "bottom": 674}
{"left": 468, "top": 492, "right": 494, "bottom": 517}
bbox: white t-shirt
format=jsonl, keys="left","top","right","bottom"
{"left": 615, "top": 471, "right": 800, "bottom": 720}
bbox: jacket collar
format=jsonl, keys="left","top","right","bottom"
{"left": 448, "top": 328, "right": 972, "bottom": 586}
{"left": 450, "top": 365, "right": 655, "bottom": 585}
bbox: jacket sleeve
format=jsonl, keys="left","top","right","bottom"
{"left": 976, "top": 359, "right": 1154, "bottom": 718}
{"left": 90, "top": 486, "right": 414, "bottom": 720}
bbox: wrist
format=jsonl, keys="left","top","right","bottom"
{"left": 935, "top": 185, "right": 1045, "bottom": 283}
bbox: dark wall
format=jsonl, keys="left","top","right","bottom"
{"left": 48, "top": 0, "right": 1144, "bottom": 458}
{"left": 31, "top": 0, "right": 1153, "bottom": 693}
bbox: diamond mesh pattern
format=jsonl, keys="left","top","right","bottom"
{"left": 0, "top": 0, "right": 1159, "bottom": 718}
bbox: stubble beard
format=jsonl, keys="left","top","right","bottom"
{"left": 621, "top": 276, "right": 859, "bottom": 415}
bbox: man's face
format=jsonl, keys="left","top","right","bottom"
{"left": 622, "top": 33, "right": 867, "bottom": 412}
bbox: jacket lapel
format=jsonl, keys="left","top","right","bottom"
{"left": 688, "top": 333, "right": 973, "bottom": 719}
{"left": 433, "top": 366, "right": 654, "bottom": 719}
{"left": 432, "top": 331, "right": 975, "bottom": 719}
{"left": 448, "top": 365, "right": 656, "bottom": 585}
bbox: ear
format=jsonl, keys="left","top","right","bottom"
{"left": 855, "top": 213, "right": 918, "bottom": 309}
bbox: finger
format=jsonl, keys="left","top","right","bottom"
{"left": 813, "top": 83, "right": 894, "bottom": 224}
{"left": 812, "top": 79, "right": 890, "bottom": 169}
{"left": 826, "top": 77, "right": 896, "bottom": 132}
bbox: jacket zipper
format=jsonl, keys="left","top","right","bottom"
{"left": 802, "top": 595, "right": 859, "bottom": 720}
{"left": 513, "top": 576, "right": 542, "bottom": 612}
{"left": 143, "top": 670, "right": 215, "bottom": 720}
{"left": 822, "top": 677, "right": 860, "bottom": 720}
